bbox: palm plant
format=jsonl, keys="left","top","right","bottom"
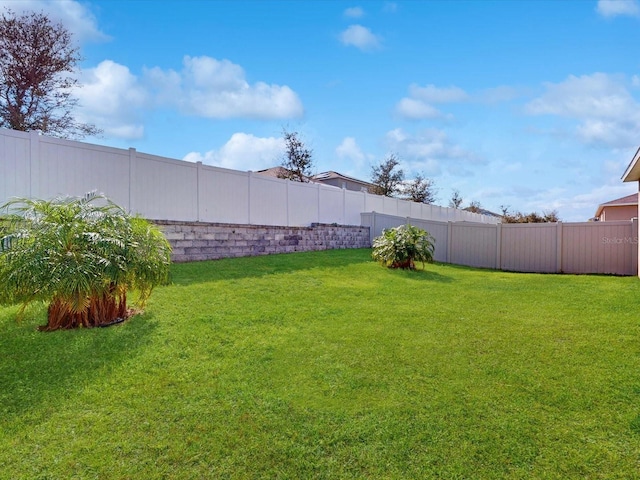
{"left": 372, "top": 224, "right": 435, "bottom": 270}
{"left": 0, "top": 193, "right": 171, "bottom": 330}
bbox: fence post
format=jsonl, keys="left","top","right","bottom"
{"left": 556, "top": 221, "right": 563, "bottom": 273}
{"left": 29, "top": 131, "right": 39, "bottom": 198}
{"left": 634, "top": 217, "right": 639, "bottom": 278}
{"left": 342, "top": 187, "right": 346, "bottom": 225}
{"left": 447, "top": 221, "right": 453, "bottom": 264}
{"left": 371, "top": 211, "right": 377, "bottom": 245}
{"left": 247, "top": 171, "right": 252, "bottom": 225}
{"left": 128, "top": 147, "right": 136, "bottom": 213}
{"left": 317, "top": 183, "right": 321, "bottom": 224}
{"left": 496, "top": 222, "right": 502, "bottom": 270}
{"left": 286, "top": 180, "right": 290, "bottom": 226}
{"left": 196, "top": 162, "right": 204, "bottom": 222}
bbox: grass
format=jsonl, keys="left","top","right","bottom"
{"left": 1, "top": 248, "right": 639, "bottom": 479}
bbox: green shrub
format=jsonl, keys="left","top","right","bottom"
{"left": 371, "top": 224, "right": 435, "bottom": 270}
{"left": 0, "top": 193, "right": 171, "bottom": 330}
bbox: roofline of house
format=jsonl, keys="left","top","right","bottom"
{"left": 313, "top": 171, "right": 375, "bottom": 187}
{"left": 594, "top": 201, "right": 638, "bottom": 219}
{"left": 622, "top": 146, "right": 640, "bottom": 182}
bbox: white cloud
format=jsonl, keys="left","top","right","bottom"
{"left": 336, "top": 137, "right": 365, "bottom": 163}
{"left": 525, "top": 73, "right": 640, "bottom": 148}
{"left": 146, "top": 56, "right": 304, "bottom": 119}
{"left": 74, "top": 55, "right": 304, "bottom": 138}
{"left": 384, "top": 128, "right": 482, "bottom": 176}
{"left": 395, "top": 84, "right": 468, "bottom": 120}
{"left": 0, "top": 0, "right": 109, "bottom": 42}
{"left": 409, "top": 84, "right": 469, "bottom": 103}
{"left": 596, "top": 0, "right": 640, "bottom": 18}
{"left": 395, "top": 98, "right": 445, "bottom": 120}
{"left": 339, "top": 24, "right": 381, "bottom": 51}
{"left": 344, "top": 7, "right": 364, "bottom": 18}
{"left": 75, "top": 60, "right": 148, "bottom": 139}
{"left": 183, "top": 133, "right": 284, "bottom": 171}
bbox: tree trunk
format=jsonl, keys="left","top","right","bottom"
{"left": 392, "top": 258, "right": 415, "bottom": 270}
{"left": 42, "top": 289, "right": 128, "bottom": 331}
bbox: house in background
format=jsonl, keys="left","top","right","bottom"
{"left": 311, "top": 171, "right": 375, "bottom": 193}
{"left": 593, "top": 193, "right": 638, "bottom": 221}
{"left": 254, "top": 166, "right": 312, "bottom": 182}
{"left": 254, "top": 168, "right": 375, "bottom": 193}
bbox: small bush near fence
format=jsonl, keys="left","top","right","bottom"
{"left": 372, "top": 224, "right": 435, "bottom": 270}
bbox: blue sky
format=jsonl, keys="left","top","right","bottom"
{"left": 3, "top": 0, "right": 640, "bottom": 220}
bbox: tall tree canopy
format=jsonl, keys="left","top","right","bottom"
{"left": 278, "top": 129, "right": 314, "bottom": 182}
{"left": 403, "top": 174, "right": 437, "bottom": 204}
{"left": 370, "top": 154, "right": 404, "bottom": 197}
{"left": 0, "top": 9, "right": 100, "bottom": 138}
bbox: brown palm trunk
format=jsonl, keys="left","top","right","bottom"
{"left": 392, "top": 258, "right": 415, "bottom": 270}
{"left": 42, "top": 288, "right": 128, "bottom": 331}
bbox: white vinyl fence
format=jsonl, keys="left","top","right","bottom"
{"left": 362, "top": 212, "right": 638, "bottom": 276}
{"left": 0, "top": 128, "right": 499, "bottom": 226}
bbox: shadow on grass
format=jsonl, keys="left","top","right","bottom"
{"left": 0, "top": 307, "right": 157, "bottom": 420}
{"left": 170, "top": 248, "right": 376, "bottom": 286}
{"left": 406, "top": 268, "right": 454, "bottom": 283}
{"left": 378, "top": 264, "right": 455, "bottom": 283}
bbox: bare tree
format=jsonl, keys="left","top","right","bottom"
{"left": 448, "top": 189, "right": 463, "bottom": 209}
{"left": 0, "top": 9, "right": 100, "bottom": 139}
{"left": 403, "top": 174, "right": 437, "bottom": 204}
{"left": 370, "top": 154, "right": 404, "bottom": 197}
{"left": 278, "top": 129, "right": 313, "bottom": 182}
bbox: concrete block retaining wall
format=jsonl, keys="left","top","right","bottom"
{"left": 155, "top": 221, "right": 371, "bottom": 263}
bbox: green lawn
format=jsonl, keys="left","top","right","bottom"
{"left": 1, "top": 249, "right": 639, "bottom": 479}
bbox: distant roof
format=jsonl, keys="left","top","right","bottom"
{"left": 594, "top": 193, "right": 638, "bottom": 218}
{"left": 599, "top": 194, "right": 638, "bottom": 207}
{"left": 622, "top": 147, "right": 640, "bottom": 182}
{"left": 311, "top": 171, "right": 374, "bottom": 187}
{"left": 254, "top": 166, "right": 289, "bottom": 178}
{"left": 254, "top": 166, "right": 315, "bottom": 182}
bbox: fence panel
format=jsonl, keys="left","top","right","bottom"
{"left": 0, "top": 130, "right": 30, "bottom": 201}
{"left": 397, "top": 198, "right": 411, "bottom": 217}
{"left": 364, "top": 193, "right": 385, "bottom": 215}
{"left": 450, "top": 223, "right": 498, "bottom": 269}
{"left": 500, "top": 223, "right": 558, "bottom": 273}
{"left": 248, "top": 174, "right": 288, "bottom": 226}
{"left": 319, "top": 185, "right": 345, "bottom": 224}
{"left": 289, "top": 181, "right": 320, "bottom": 226}
{"left": 562, "top": 221, "right": 636, "bottom": 275}
{"left": 36, "top": 136, "right": 131, "bottom": 209}
{"left": 199, "top": 165, "right": 249, "bottom": 224}
{"left": 429, "top": 205, "right": 447, "bottom": 222}
{"left": 344, "top": 190, "right": 365, "bottom": 225}
{"left": 129, "top": 152, "right": 197, "bottom": 221}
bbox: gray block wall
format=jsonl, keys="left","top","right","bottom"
{"left": 155, "top": 221, "right": 371, "bottom": 263}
